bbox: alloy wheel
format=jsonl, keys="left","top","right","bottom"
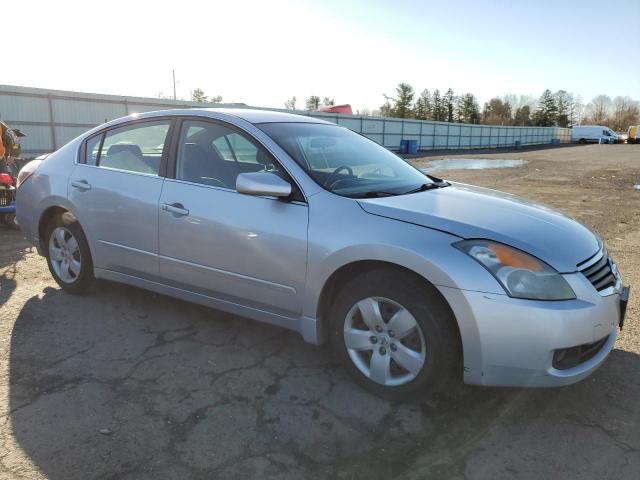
{"left": 49, "top": 227, "right": 82, "bottom": 284}
{"left": 343, "top": 296, "right": 426, "bottom": 386}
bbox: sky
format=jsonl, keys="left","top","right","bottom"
{"left": 5, "top": 0, "right": 640, "bottom": 112}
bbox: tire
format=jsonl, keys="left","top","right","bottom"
{"left": 44, "top": 213, "right": 94, "bottom": 294}
{"left": 330, "top": 268, "right": 461, "bottom": 401}
{"left": 578, "top": 138, "right": 587, "bottom": 144}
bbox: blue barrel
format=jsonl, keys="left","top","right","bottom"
{"left": 551, "top": 138, "right": 560, "bottom": 145}
{"left": 407, "top": 140, "right": 418, "bottom": 154}
{"left": 399, "top": 139, "right": 409, "bottom": 154}
{"left": 514, "top": 140, "right": 522, "bottom": 150}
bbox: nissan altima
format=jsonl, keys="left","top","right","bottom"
{"left": 16, "top": 109, "right": 629, "bottom": 400}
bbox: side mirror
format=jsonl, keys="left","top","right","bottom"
{"left": 236, "top": 171, "right": 292, "bottom": 198}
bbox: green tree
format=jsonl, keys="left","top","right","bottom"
{"left": 322, "top": 97, "right": 335, "bottom": 107}
{"left": 392, "top": 83, "right": 415, "bottom": 118}
{"left": 514, "top": 105, "right": 532, "bottom": 126}
{"left": 379, "top": 100, "right": 393, "bottom": 117}
{"left": 457, "top": 93, "right": 480, "bottom": 124}
{"left": 431, "top": 89, "right": 444, "bottom": 121}
{"left": 210, "top": 95, "right": 223, "bottom": 103}
{"left": 191, "top": 88, "right": 208, "bottom": 103}
{"left": 532, "top": 89, "right": 558, "bottom": 126}
{"left": 284, "top": 96, "right": 297, "bottom": 110}
{"left": 554, "top": 90, "right": 572, "bottom": 127}
{"left": 306, "top": 96, "right": 321, "bottom": 110}
{"left": 444, "top": 88, "right": 456, "bottom": 122}
{"left": 414, "top": 89, "right": 432, "bottom": 120}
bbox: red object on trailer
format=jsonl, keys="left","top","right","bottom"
{"left": 0, "top": 173, "right": 13, "bottom": 186}
{"left": 316, "top": 104, "right": 353, "bottom": 115}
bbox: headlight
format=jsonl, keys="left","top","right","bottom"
{"left": 454, "top": 239, "right": 576, "bottom": 300}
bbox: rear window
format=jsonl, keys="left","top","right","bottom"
{"left": 83, "top": 120, "right": 171, "bottom": 175}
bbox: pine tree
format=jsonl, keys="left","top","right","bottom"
{"left": 414, "top": 89, "right": 432, "bottom": 120}
{"left": 457, "top": 93, "right": 480, "bottom": 124}
{"left": 532, "top": 89, "right": 558, "bottom": 126}
{"left": 444, "top": 88, "right": 456, "bottom": 122}
{"left": 392, "top": 83, "right": 415, "bottom": 118}
{"left": 431, "top": 89, "right": 443, "bottom": 121}
{"left": 554, "top": 90, "right": 572, "bottom": 127}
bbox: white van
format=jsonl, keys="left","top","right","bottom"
{"left": 571, "top": 125, "right": 618, "bottom": 144}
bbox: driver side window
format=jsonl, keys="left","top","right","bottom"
{"left": 175, "top": 120, "right": 279, "bottom": 189}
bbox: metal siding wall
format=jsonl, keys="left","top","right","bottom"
{"left": 1, "top": 85, "right": 572, "bottom": 158}
{"left": 19, "top": 126, "right": 54, "bottom": 152}
{"left": 0, "top": 94, "right": 50, "bottom": 123}
{"left": 52, "top": 98, "right": 127, "bottom": 124}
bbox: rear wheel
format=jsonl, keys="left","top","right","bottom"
{"left": 330, "top": 268, "right": 461, "bottom": 401}
{"left": 45, "top": 214, "right": 94, "bottom": 294}
{"left": 578, "top": 138, "right": 587, "bottom": 144}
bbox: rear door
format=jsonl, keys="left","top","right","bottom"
{"left": 157, "top": 118, "right": 308, "bottom": 317}
{"left": 69, "top": 119, "right": 173, "bottom": 280}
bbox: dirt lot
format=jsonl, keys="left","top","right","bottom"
{"left": 1, "top": 144, "right": 639, "bottom": 479}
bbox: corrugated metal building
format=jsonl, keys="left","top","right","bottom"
{"left": 0, "top": 84, "right": 570, "bottom": 158}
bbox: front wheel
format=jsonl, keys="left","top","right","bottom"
{"left": 45, "top": 214, "right": 94, "bottom": 294}
{"left": 330, "top": 268, "right": 461, "bottom": 401}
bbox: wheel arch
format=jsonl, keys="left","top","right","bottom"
{"left": 37, "top": 203, "right": 93, "bottom": 262}
{"left": 316, "top": 260, "right": 462, "bottom": 352}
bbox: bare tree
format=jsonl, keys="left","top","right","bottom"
{"left": 610, "top": 96, "right": 639, "bottom": 130}
{"left": 284, "top": 96, "right": 297, "bottom": 110}
{"left": 586, "top": 95, "right": 612, "bottom": 124}
{"left": 503, "top": 94, "right": 536, "bottom": 113}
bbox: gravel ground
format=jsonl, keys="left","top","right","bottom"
{"left": 0, "top": 143, "right": 638, "bottom": 479}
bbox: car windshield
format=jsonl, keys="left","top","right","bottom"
{"left": 257, "top": 122, "right": 433, "bottom": 197}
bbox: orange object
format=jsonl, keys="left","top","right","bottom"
{"left": 489, "top": 243, "right": 543, "bottom": 272}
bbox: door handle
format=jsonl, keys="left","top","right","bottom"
{"left": 162, "top": 202, "right": 189, "bottom": 216}
{"left": 71, "top": 180, "right": 91, "bottom": 191}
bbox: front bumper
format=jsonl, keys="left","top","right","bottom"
{"left": 439, "top": 273, "right": 627, "bottom": 387}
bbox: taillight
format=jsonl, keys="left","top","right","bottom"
{"left": 0, "top": 173, "right": 12, "bottom": 186}
{"left": 16, "top": 160, "right": 42, "bottom": 188}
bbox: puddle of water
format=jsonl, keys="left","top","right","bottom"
{"left": 421, "top": 158, "right": 527, "bottom": 172}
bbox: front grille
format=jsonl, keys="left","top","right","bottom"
{"left": 0, "top": 189, "right": 13, "bottom": 206}
{"left": 577, "top": 248, "right": 617, "bottom": 292}
{"left": 553, "top": 335, "right": 610, "bottom": 370}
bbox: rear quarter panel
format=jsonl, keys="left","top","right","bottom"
{"left": 16, "top": 138, "right": 82, "bottom": 250}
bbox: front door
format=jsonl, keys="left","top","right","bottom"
{"left": 158, "top": 119, "right": 308, "bottom": 317}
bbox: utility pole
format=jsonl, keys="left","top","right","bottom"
{"left": 172, "top": 70, "right": 177, "bottom": 100}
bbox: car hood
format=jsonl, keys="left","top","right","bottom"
{"left": 357, "top": 182, "right": 599, "bottom": 273}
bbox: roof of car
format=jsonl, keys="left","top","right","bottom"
{"left": 194, "top": 108, "right": 333, "bottom": 125}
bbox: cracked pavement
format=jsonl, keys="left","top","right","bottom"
{"left": 1, "top": 145, "right": 639, "bottom": 479}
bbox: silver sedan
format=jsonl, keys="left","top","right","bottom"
{"left": 16, "top": 109, "right": 629, "bottom": 400}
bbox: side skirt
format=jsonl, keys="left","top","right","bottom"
{"left": 94, "top": 268, "right": 320, "bottom": 343}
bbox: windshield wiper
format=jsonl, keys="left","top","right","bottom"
{"left": 349, "top": 190, "right": 401, "bottom": 198}
{"left": 403, "top": 180, "right": 450, "bottom": 195}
